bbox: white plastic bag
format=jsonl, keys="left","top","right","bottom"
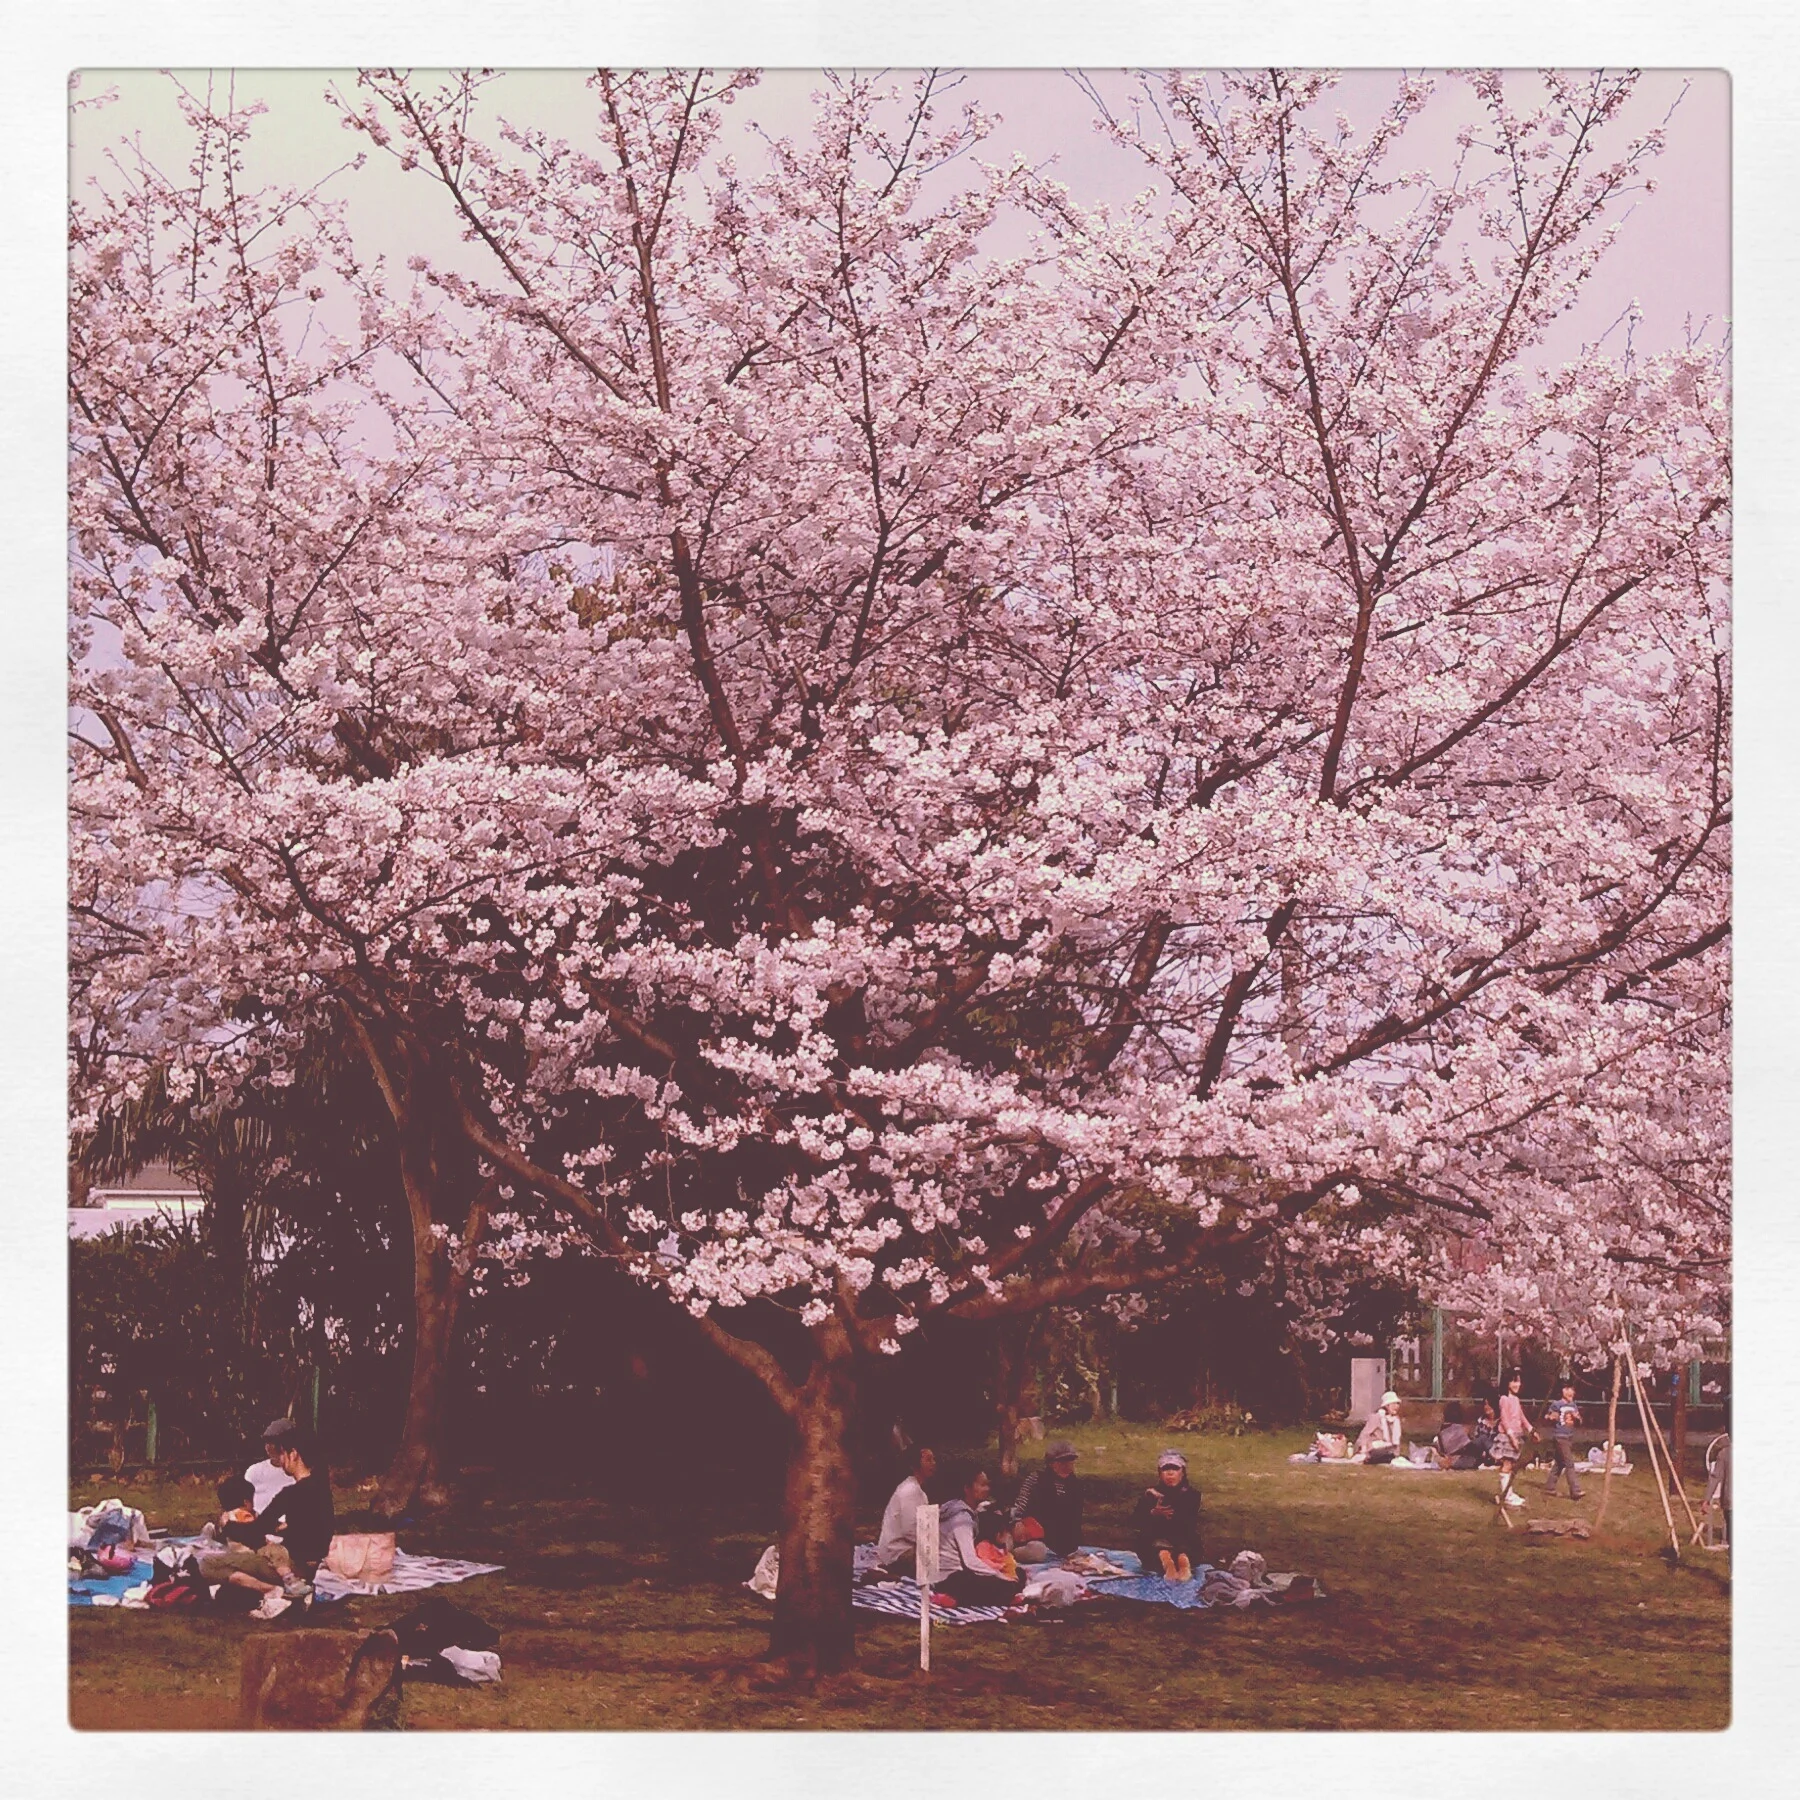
{"left": 747, "top": 1543, "right": 780, "bottom": 1600}
{"left": 1020, "top": 1568, "right": 1086, "bottom": 1607}
{"left": 441, "top": 1646, "right": 503, "bottom": 1684}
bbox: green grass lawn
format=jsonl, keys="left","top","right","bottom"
{"left": 69, "top": 1422, "right": 1729, "bottom": 1730}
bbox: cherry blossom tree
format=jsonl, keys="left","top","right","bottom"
{"left": 71, "top": 68, "right": 1727, "bottom": 1669}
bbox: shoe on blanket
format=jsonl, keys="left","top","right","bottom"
{"left": 251, "top": 1592, "right": 292, "bottom": 1621}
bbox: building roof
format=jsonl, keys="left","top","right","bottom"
{"left": 70, "top": 1161, "right": 205, "bottom": 1239}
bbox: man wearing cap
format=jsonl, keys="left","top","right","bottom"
{"left": 1009, "top": 1440, "right": 1084, "bottom": 1563}
{"left": 1355, "top": 1391, "right": 1405, "bottom": 1464}
{"left": 245, "top": 1418, "right": 300, "bottom": 1514}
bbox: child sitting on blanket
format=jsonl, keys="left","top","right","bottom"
{"left": 199, "top": 1474, "right": 266, "bottom": 1548}
{"left": 973, "top": 1502, "right": 1019, "bottom": 1582}
{"left": 1133, "top": 1450, "right": 1202, "bottom": 1580}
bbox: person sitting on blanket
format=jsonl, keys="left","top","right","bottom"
{"left": 244, "top": 1417, "right": 300, "bottom": 1514}
{"left": 1466, "top": 1397, "right": 1501, "bottom": 1467}
{"left": 201, "top": 1474, "right": 265, "bottom": 1547}
{"left": 876, "top": 1443, "right": 937, "bottom": 1577}
{"left": 1354, "top": 1391, "right": 1404, "bottom": 1463}
{"left": 1427, "top": 1401, "right": 1474, "bottom": 1470}
{"left": 973, "top": 1501, "right": 1020, "bottom": 1581}
{"left": 1133, "top": 1449, "right": 1202, "bottom": 1580}
{"left": 934, "top": 1466, "right": 1025, "bottom": 1605}
{"left": 1009, "top": 1440, "right": 1084, "bottom": 1564}
{"left": 195, "top": 1425, "right": 335, "bottom": 1614}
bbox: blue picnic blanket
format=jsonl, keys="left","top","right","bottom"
{"left": 1076, "top": 1548, "right": 1222, "bottom": 1609}
{"left": 71, "top": 1541, "right": 504, "bottom": 1606}
{"left": 69, "top": 1556, "right": 154, "bottom": 1605}
{"left": 834, "top": 1543, "right": 1266, "bottom": 1623}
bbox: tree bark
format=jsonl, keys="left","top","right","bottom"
{"left": 345, "top": 1016, "right": 485, "bottom": 1517}
{"left": 994, "top": 1321, "right": 1046, "bottom": 1475}
{"left": 377, "top": 1135, "right": 468, "bottom": 1514}
{"left": 768, "top": 1340, "right": 860, "bottom": 1675}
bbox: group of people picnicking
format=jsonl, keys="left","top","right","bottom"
{"left": 873, "top": 1438, "right": 1206, "bottom": 1601}
{"left": 1306, "top": 1370, "right": 1631, "bottom": 1509}
{"left": 187, "top": 1416, "right": 337, "bottom": 1617}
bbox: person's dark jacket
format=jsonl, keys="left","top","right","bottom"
{"left": 248, "top": 1472, "right": 335, "bottom": 1572}
{"left": 1009, "top": 1463, "right": 1084, "bottom": 1554}
{"left": 1132, "top": 1479, "right": 1202, "bottom": 1564}
{"left": 1455, "top": 1418, "right": 1498, "bottom": 1470}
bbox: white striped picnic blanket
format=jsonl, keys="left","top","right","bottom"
{"left": 849, "top": 1576, "right": 1012, "bottom": 1626}
{"left": 312, "top": 1549, "right": 504, "bottom": 1599}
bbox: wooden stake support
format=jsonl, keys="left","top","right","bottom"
{"left": 1625, "top": 1352, "right": 1682, "bottom": 1558}
{"left": 1594, "top": 1352, "right": 1623, "bottom": 1528}
{"left": 1638, "top": 1379, "right": 1701, "bottom": 1535}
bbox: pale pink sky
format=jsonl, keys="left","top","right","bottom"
{"left": 71, "top": 67, "right": 1727, "bottom": 360}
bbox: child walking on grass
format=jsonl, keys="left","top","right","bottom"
{"left": 1495, "top": 1370, "right": 1535, "bottom": 1508}
{"left": 1542, "top": 1380, "right": 1586, "bottom": 1499}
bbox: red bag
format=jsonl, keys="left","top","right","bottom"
{"left": 145, "top": 1575, "right": 207, "bottom": 1609}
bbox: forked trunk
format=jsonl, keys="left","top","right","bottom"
{"left": 377, "top": 1142, "right": 466, "bottom": 1514}
{"left": 768, "top": 1349, "right": 859, "bottom": 1675}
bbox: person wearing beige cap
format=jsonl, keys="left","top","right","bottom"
{"left": 1355, "top": 1391, "right": 1405, "bottom": 1464}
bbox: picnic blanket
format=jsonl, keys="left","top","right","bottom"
{"left": 796, "top": 1543, "right": 1308, "bottom": 1624}
{"left": 1288, "top": 1453, "right": 1444, "bottom": 1468}
{"left": 312, "top": 1550, "right": 503, "bottom": 1599}
{"left": 850, "top": 1577, "right": 1014, "bottom": 1626}
{"left": 740, "top": 1542, "right": 1013, "bottom": 1625}
{"left": 68, "top": 1557, "right": 155, "bottom": 1606}
{"left": 70, "top": 1545, "right": 503, "bottom": 1606}
{"left": 1066, "top": 1547, "right": 1281, "bottom": 1610}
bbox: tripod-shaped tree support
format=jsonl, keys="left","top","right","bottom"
{"left": 1623, "top": 1343, "right": 1700, "bottom": 1559}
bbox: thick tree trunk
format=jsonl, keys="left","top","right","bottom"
{"left": 378, "top": 1130, "right": 482, "bottom": 1512}
{"left": 346, "top": 1017, "right": 484, "bottom": 1518}
{"left": 769, "top": 1347, "right": 860, "bottom": 1675}
{"left": 377, "top": 1218, "right": 462, "bottom": 1514}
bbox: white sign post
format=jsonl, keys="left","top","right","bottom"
{"left": 915, "top": 1503, "right": 940, "bottom": 1672}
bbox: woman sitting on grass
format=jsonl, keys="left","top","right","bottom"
{"left": 932, "top": 1465, "right": 1025, "bottom": 1605}
{"left": 1133, "top": 1450, "right": 1202, "bottom": 1580}
{"left": 1354, "top": 1391, "right": 1404, "bottom": 1463}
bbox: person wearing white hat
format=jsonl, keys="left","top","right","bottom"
{"left": 1355, "top": 1390, "right": 1405, "bottom": 1463}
